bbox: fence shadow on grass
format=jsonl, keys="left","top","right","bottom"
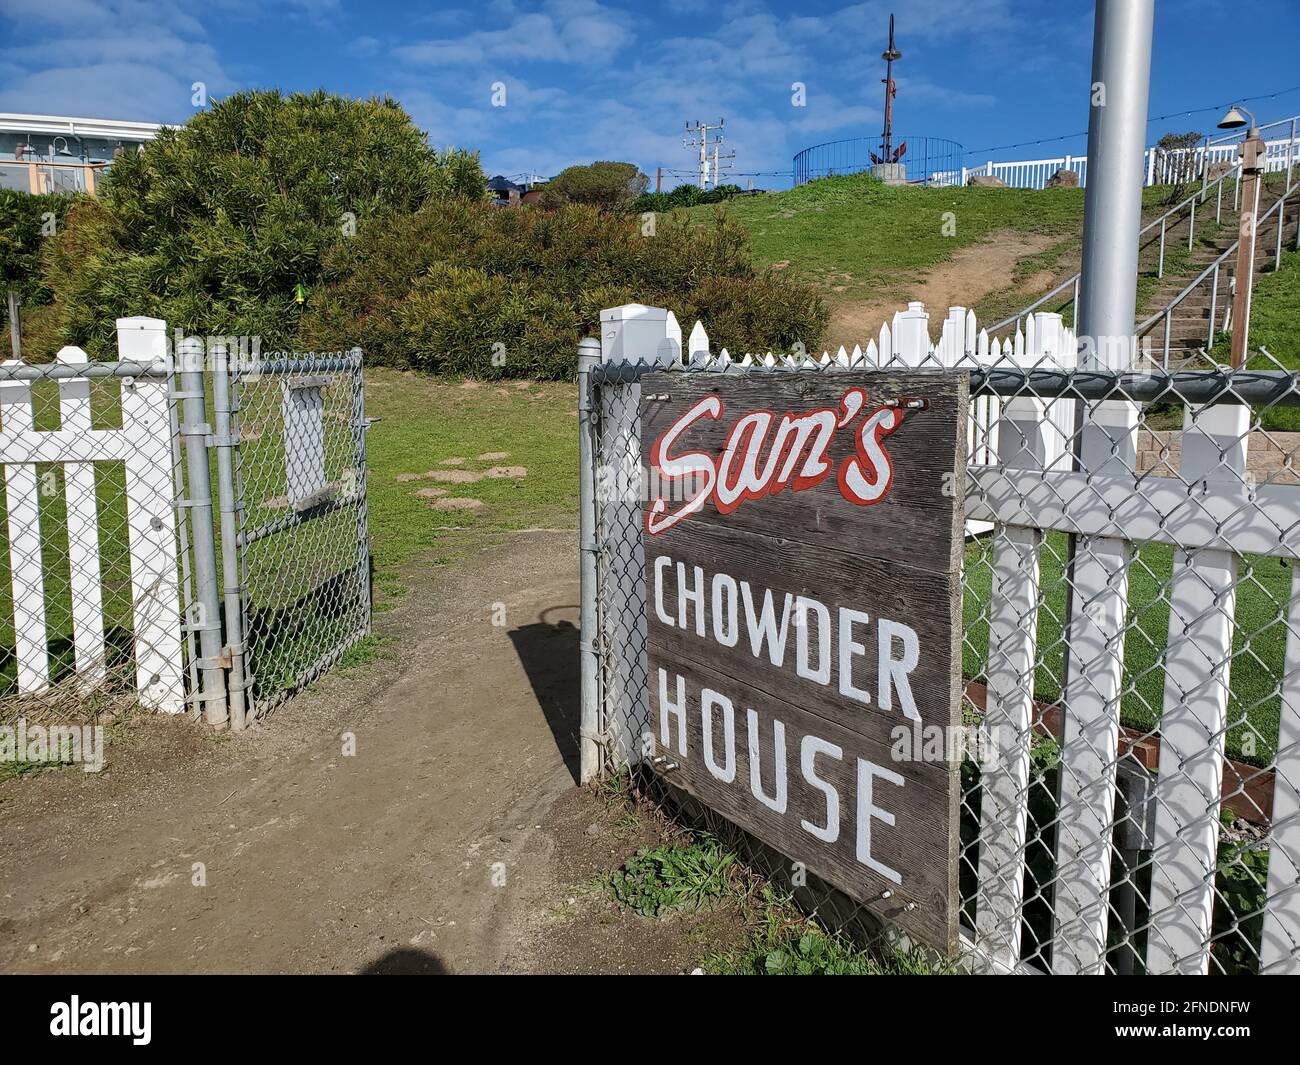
{"left": 507, "top": 607, "right": 581, "bottom": 785}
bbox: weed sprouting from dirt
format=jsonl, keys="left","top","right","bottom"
{"left": 606, "top": 837, "right": 738, "bottom": 918}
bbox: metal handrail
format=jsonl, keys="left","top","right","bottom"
{"left": 989, "top": 164, "right": 1240, "bottom": 334}
{"left": 1135, "top": 193, "right": 1293, "bottom": 359}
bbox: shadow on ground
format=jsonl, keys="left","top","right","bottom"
{"left": 359, "top": 948, "right": 448, "bottom": 974}
{"left": 508, "top": 607, "right": 581, "bottom": 784}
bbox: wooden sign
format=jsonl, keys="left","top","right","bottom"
{"left": 640, "top": 370, "right": 967, "bottom": 954}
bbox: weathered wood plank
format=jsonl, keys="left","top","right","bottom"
{"left": 641, "top": 370, "right": 967, "bottom": 955}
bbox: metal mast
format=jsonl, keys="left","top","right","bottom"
{"left": 880, "top": 14, "right": 902, "bottom": 163}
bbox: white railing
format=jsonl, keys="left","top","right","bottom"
{"left": 955, "top": 116, "right": 1300, "bottom": 190}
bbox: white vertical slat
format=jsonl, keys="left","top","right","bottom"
{"left": 0, "top": 360, "right": 49, "bottom": 691}
{"left": 687, "top": 320, "right": 709, "bottom": 362}
{"left": 1052, "top": 344, "right": 1138, "bottom": 974}
{"left": 56, "top": 346, "right": 106, "bottom": 683}
{"left": 974, "top": 370, "right": 1049, "bottom": 968}
{"left": 1147, "top": 403, "right": 1248, "bottom": 974}
{"left": 116, "top": 317, "right": 185, "bottom": 712}
{"left": 664, "top": 311, "right": 682, "bottom": 365}
{"left": 1262, "top": 564, "right": 1300, "bottom": 973}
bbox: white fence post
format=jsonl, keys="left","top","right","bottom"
{"left": 0, "top": 359, "right": 49, "bottom": 692}
{"left": 893, "top": 302, "right": 930, "bottom": 365}
{"left": 117, "top": 316, "right": 185, "bottom": 712}
{"left": 597, "top": 304, "right": 677, "bottom": 767}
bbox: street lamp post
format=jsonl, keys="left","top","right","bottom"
{"left": 1219, "top": 105, "right": 1265, "bottom": 368}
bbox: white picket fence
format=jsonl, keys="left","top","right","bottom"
{"left": 954, "top": 124, "right": 1299, "bottom": 190}
{"left": 0, "top": 317, "right": 185, "bottom": 711}
{"left": 590, "top": 299, "right": 1300, "bottom": 974}
{"left": 660, "top": 300, "right": 1079, "bottom": 536}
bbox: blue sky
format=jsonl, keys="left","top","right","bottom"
{"left": 1, "top": 0, "right": 1298, "bottom": 187}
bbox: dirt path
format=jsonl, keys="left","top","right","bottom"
{"left": 823, "top": 230, "right": 1059, "bottom": 349}
{"left": 0, "top": 529, "right": 732, "bottom": 974}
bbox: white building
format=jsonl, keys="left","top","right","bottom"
{"left": 0, "top": 113, "right": 172, "bottom": 195}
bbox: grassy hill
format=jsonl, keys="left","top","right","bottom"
{"left": 684, "top": 174, "right": 1203, "bottom": 347}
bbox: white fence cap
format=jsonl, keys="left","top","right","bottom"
{"left": 600, "top": 304, "right": 668, "bottom": 323}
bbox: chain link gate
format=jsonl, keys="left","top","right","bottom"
{"left": 579, "top": 316, "right": 1300, "bottom": 976}
{"left": 224, "top": 350, "right": 371, "bottom": 719}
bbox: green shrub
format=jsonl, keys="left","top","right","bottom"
{"left": 539, "top": 161, "right": 648, "bottom": 212}
{"left": 0, "top": 190, "right": 83, "bottom": 355}
{"left": 300, "top": 199, "right": 827, "bottom": 377}
{"left": 631, "top": 183, "right": 746, "bottom": 214}
{"left": 30, "top": 90, "right": 484, "bottom": 358}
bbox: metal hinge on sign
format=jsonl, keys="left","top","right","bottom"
{"left": 643, "top": 393, "right": 672, "bottom": 404}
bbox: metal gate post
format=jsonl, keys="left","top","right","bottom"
{"left": 211, "top": 345, "right": 248, "bottom": 732}
{"left": 177, "top": 338, "right": 228, "bottom": 727}
{"left": 577, "top": 336, "right": 603, "bottom": 783}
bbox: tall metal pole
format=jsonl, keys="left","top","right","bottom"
{"left": 211, "top": 345, "right": 248, "bottom": 732}
{"left": 1055, "top": 0, "right": 1154, "bottom": 974}
{"left": 1076, "top": 0, "right": 1155, "bottom": 364}
{"left": 178, "top": 338, "right": 228, "bottom": 728}
{"left": 577, "top": 336, "right": 602, "bottom": 784}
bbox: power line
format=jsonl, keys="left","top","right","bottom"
{"left": 964, "top": 82, "right": 1300, "bottom": 156}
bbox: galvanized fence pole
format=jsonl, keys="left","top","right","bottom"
{"left": 210, "top": 346, "right": 248, "bottom": 732}
{"left": 177, "top": 339, "right": 228, "bottom": 727}
{"left": 577, "top": 336, "right": 603, "bottom": 784}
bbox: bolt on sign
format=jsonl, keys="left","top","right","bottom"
{"left": 640, "top": 370, "right": 967, "bottom": 954}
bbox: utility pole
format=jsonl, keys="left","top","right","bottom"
{"left": 656, "top": 166, "right": 662, "bottom": 194}
{"left": 712, "top": 142, "right": 735, "bottom": 186}
{"left": 685, "top": 119, "right": 725, "bottom": 189}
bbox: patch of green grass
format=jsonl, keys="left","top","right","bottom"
{"left": 1247, "top": 247, "right": 1300, "bottom": 426}
{"left": 710, "top": 926, "right": 945, "bottom": 976}
{"left": 701, "top": 882, "right": 951, "bottom": 975}
{"left": 962, "top": 531, "right": 1287, "bottom": 763}
{"left": 363, "top": 370, "right": 578, "bottom": 596}
{"left": 601, "top": 822, "right": 950, "bottom": 974}
{"left": 686, "top": 174, "right": 1087, "bottom": 309}
{"left": 606, "top": 837, "right": 738, "bottom": 917}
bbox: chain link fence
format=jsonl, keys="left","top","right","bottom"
{"left": 0, "top": 329, "right": 200, "bottom": 736}
{"left": 0, "top": 322, "right": 371, "bottom": 745}
{"left": 583, "top": 338, "right": 1300, "bottom": 975}
{"left": 229, "top": 351, "right": 370, "bottom": 718}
